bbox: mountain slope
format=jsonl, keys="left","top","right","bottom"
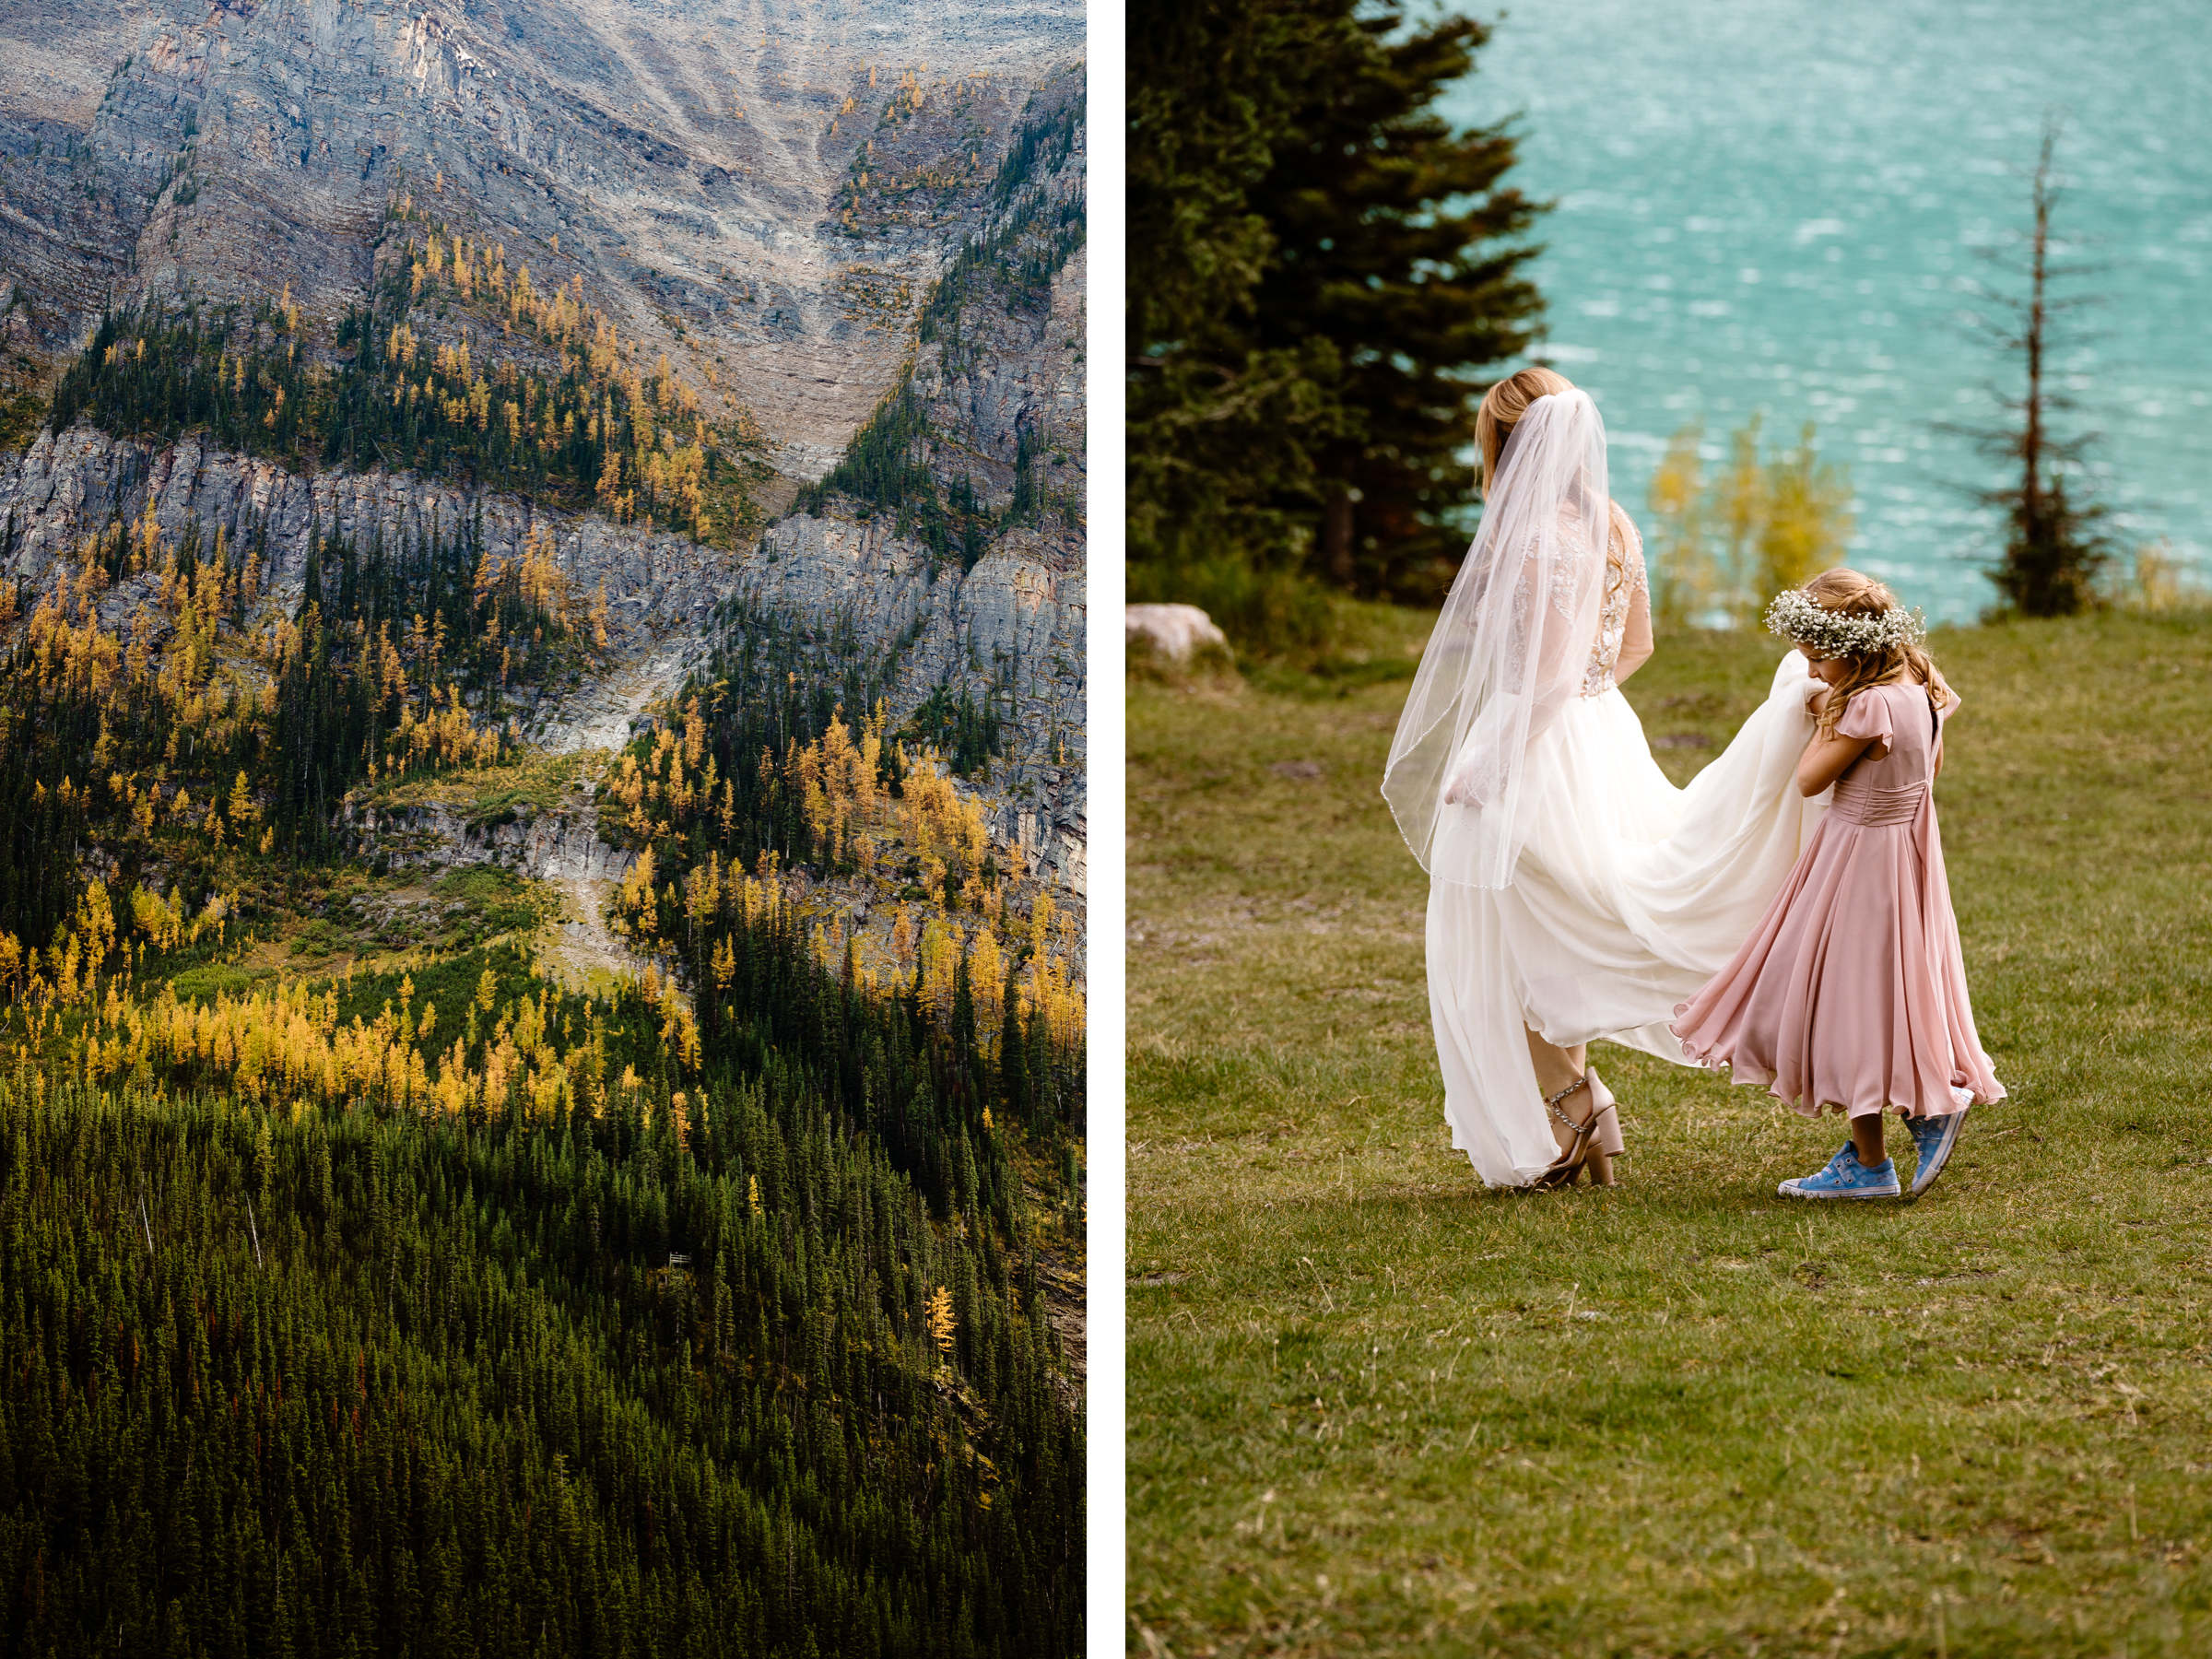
{"left": 0, "top": 3, "right": 1086, "bottom": 1653}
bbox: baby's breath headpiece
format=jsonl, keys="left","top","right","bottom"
{"left": 1764, "top": 587, "right": 1926, "bottom": 657}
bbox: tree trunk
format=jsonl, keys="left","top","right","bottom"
{"left": 2023, "top": 126, "right": 2051, "bottom": 571}
{"left": 1321, "top": 485, "right": 1355, "bottom": 587}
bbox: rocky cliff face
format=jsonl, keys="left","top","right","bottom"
{"left": 759, "top": 62, "right": 1086, "bottom": 886}
{"left": 2, "top": 423, "right": 739, "bottom": 656}
{"left": 2, "top": 0, "right": 1080, "bottom": 479}
{"left": 749, "top": 511, "right": 1085, "bottom": 888}
{"left": 0, "top": 422, "right": 1085, "bottom": 883}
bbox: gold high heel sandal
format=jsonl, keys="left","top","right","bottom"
{"left": 1534, "top": 1068, "right": 1625, "bottom": 1188}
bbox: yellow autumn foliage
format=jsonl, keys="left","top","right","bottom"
{"left": 41, "top": 959, "right": 706, "bottom": 1130}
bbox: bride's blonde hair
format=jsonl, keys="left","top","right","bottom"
{"left": 1801, "top": 568, "right": 1953, "bottom": 735}
{"left": 1476, "top": 366, "right": 1633, "bottom": 573}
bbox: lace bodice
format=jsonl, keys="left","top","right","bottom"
{"left": 1582, "top": 517, "right": 1647, "bottom": 697}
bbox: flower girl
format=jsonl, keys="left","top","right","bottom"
{"left": 1671, "top": 570, "right": 2006, "bottom": 1198}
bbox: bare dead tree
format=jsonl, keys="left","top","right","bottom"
{"left": 1954, "top": 115, "right": 2115, "bottom": 616}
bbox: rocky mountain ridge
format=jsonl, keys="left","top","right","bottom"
{"left": 4, "top": 0, "right": 1081, "bottom": 477}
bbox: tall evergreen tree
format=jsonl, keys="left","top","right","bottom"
{"left": 1128, "top": 0, "right": 1547, "bottom": 622}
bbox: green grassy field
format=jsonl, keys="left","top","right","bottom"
{"left": 1127, "top": 606, "right": 2212, "bottom": 1657}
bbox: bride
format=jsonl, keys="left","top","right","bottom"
{"left": 1382, "top": 368, "right": 1825, "bottom": 1189}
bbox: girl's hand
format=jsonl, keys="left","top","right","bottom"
{"left": 1805, "top": 684, "right": 1833, "bottom": 720}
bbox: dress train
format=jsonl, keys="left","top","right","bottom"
{"left": 1427, "top": 653, "right": 1827, "bottom": 1186}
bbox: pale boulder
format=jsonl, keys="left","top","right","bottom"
{"left": 1126, "top": 603, "right": 1230, "bottom": 663}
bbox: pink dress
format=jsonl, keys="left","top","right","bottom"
{"left": 1670, "top": 678, "right": 2006, "bottom": 1119}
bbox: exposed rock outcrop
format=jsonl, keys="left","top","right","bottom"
{"left": 1, "top": 0, "right": 1080, "bottom": 481}
{"left": 2, "top": 424, "right": 741, "bottom": 655}
{"left": 0, "top": 423, "right": 1086, "bottom": 884}
{"left": 341, "top": 794, "right": 633, "bottom": 885}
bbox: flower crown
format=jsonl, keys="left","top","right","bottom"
{"left": 1763, "top": 587, "right": 1927, "bottom": 657}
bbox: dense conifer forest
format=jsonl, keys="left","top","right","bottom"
{"left": 0, "top": 515, "right": 1084, "bottom": 1652}
{"left": 0, "top": 1005, "right": 1078, "bottom": 1654}
{"left": 595, "top": 594, "right": 1078, "bottom": 1205}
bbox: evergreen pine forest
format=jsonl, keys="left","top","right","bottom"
{"left": 0, "top": 97, "right": 1085, "bottom": 1659}
{"left": 1125, "top": 0, "right": 1545, "bottom": 640}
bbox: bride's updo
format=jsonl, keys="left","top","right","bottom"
{"left": 1475, "top": 365, "right": 1577, "bottom": 489}
{"left": 1476, "top": 366, "right": 1634, "bottom": 571}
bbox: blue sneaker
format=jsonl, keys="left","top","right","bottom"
{"left": 1779, "top": 1142, "right": 1900, "bottom": 1200}
{"left": 1906, "top": 1102, "right": 1971, "bottom": 1197}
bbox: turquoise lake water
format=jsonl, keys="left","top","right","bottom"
{"left": 1445, "top": 0, "right": 2212, "bottom": 620}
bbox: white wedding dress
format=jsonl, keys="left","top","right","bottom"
{"left": 1424, "top": 525, "right": 1829, "bottom": 1186}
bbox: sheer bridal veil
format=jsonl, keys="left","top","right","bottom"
{"left": 1382, "top": 389, "right": 1613, "bottom": 889}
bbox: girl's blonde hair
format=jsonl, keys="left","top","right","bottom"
{"left": 1475, "top": 365, "right": 1634, "bottom": 573}
{"left": 1802, "top": 567, "right": 1953, "bottom": 735}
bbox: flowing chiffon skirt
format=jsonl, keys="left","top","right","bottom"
{"left": 1670, "top": 683, "right": 2006, "bottom": 1118}
{"left": 1427, "top": 653, "right": 1827, "bottom": 1186}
